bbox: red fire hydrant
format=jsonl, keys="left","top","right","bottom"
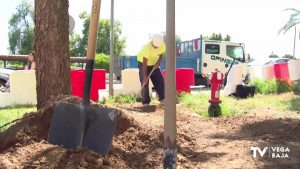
{"left": 208, "top": 71, "right": 224, "bottom": 117}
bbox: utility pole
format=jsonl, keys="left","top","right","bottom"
{"left": 163, "top": 0, "right": 177, "bottom": 168}
{"left": 109, "top": 0, "right": 114, "bottom": 95}
{"left": 293, "top": 26, "right": 297, "bottom": 59}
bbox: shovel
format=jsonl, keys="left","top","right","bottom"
{"left": 48, "top": 0, "right": 118, "bottom": 155}
{"left": 142, "top": 67, "right": 155, "bottom": 90}
{"left": 130, "top": 67, "right": 155, "bottom": 107}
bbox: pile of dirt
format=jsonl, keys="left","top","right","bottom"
{"left": 0, "top": 142, "right": 105, "bottom": 169}
{"left": 0, "top": 96, "right": 82, "bottom": 152}
{"left": 0, "top": 97, "right": 169, "bottom": 168}
{"left": 1, "top": 96, "right": 299, "bottom": 168}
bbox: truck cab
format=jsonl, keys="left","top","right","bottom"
{"left": 160, "top": 37, "right": 249, "bottom": 86}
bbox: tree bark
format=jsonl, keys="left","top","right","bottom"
{"left": 35, "top": 0, "right": 71, "bottom": 109}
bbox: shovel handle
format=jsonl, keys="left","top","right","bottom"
{"left": 82, "top": 0, "right": 102, "bottom": 107}
{"left": 141, "top": 67, "right": 155, "bottom": 89}
{"left": 86, "top": 0, "right": 101, "bottom": 61}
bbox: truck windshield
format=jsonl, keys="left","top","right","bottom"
{"left": 226, "top": 45, "right": 244, "bottom": 62}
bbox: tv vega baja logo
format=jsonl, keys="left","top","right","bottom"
{"left": 251, "top": 146, "right": 290, "bottom": 158}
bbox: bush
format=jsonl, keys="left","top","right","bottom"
{"left": 94, "top": 53, "right": 109, "bottom": 72}
{"left": 6, "top": 61, "right": 25, "bottom": 69}
{"left": 276, "top": 79, "right": 292, "bottom": 94}
{"left": 251, "top": 79, "right": 291, "bottom": 94}
{"left": 292, "top": 80, "right": 300, "bottom": 94}
{"left": 252, "top": 80, "right": 277, "bottom": 94}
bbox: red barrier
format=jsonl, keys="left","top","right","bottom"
{"left": 162, "top": 68, "right": 195, "bottom": 93}
{"left": 274, "top": 63, "right": 290, "bottom": 81}
{"left": 70, "top": 69, "right": 106, "bottom": 101}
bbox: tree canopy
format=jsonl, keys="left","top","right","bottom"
{"left": 282, "top": 54, "right": 295, "bottom": 59}
{"left": 204, "top": 33, "right": 231, "bottom": 41}
{"left": 269, "top": 53, "right": 279, "bottom": 58}
{"left": 70, "top": 12, "right": 126, "bottom": 57}
{"left": 8, "top": 0, "right": 34, "bottom": 54}
{"left": 279, "top": 8, "right": 300, "bottom": 34}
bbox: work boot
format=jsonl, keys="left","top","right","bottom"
{"left": 159, "top": 99, "right": 165, "bottom": 106}
{"left": 142, "top": 103, "right": 150, "bottom": 107}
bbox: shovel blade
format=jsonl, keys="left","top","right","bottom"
{"left": 83, "top": 107, "right": 118, "bottom": 155}
{"left": 48, "top": 103, "right": 86, "bottom": 149}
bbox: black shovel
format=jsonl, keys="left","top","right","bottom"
{"left": 48, "top": 0, "right": 118, "bottom": 155}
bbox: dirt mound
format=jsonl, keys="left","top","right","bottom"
{"left": 1, "top": 97, "right": 299, "bottom": 168}
{"left": 0, "top": 97, "right": 167, "bottom": 168}
{"left": 0, "top": 142, "right": 104, "bottom": 169}
{"left": 0, "top": 96, "right": 81, "bottom": 152}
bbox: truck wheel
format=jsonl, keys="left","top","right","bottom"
{"left": 0, "top": 79, "right": 6, "bottom": 92}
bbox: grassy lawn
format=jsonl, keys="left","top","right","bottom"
{"left": 179, "top": 93, "right": 300, "bottom": 117}
{"left": 101, "top": 92, "right": 300, "bottom": 117}
{"left": 0, "top": 105, "right": 36, "bottom": 132}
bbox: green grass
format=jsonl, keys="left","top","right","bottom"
{"left": 70, "top": 63, "right": 84, "bottom": 69}
{"left": 0, "top": 61, "right": 3, "bottom": 68}
{"left": 251, "top": 79, "right": 292, "bottom": 94}
{"left": 178, "top": 93, "right": 300, "bottom": 117}
{"left": 99, "top": 92, "right": 300, "bottom": 117}
{"left": 6, "top": 61, "right": 25, "bottom": 69}
{"left": 292, "top": 80, "right": 300, "bottom": 94}
{"left": 0, "top": 105, "right": 36, "bottom": 132}
{"left": 101, "top": 94, "right": 140, "bottom": 105}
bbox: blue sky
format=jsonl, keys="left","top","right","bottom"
{"left": 1, "top": 0, "right": 300, "bottom": 59}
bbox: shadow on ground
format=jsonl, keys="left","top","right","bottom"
{"left": 117, "top": 105, "right": 158, "bottom": 113}
{"left": 210, "top": 118, "right": 300, "bottom": 169}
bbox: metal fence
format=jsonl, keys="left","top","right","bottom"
{"left": 0, "top": 54, "right": 88, "bottom": 69}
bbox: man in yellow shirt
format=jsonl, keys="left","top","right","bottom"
{"left": 137, "top": 34, "right": 166, "bottom": 106}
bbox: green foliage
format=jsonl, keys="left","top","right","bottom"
{"left": 8, "top": 0, "right": 34, "bottom": 54}
{"left": 0, "top": 105, "right": 36, "bottom": 131}
{"left": 269, "top": 54, "right": 279, "bottom": 58}
{"left": 7, "top": 61, "right": 25, "bottom": 69}
{"left": 203, "top": 33, "right": 231, "bottom": 41}
{"left": 178, "top": 93, "right": 240, "bottom": 117}
{"left": 101, "top": 94, "right": 138, "bottom": 104}
{"left": 252, "top": 79, "right": 291, "bottom": 94}
{"left": 70, "top": 12, "right": 126, "bottom": 57}
{"left": 252, "top": 80, "right": 277, "bottom": 94}
{"left": 282, "top": 54, "right": 295, "bottom": 59}
{"left": 276, "top": 79, "right": 292, "bottom": 94}
{"left": 69, "top": 33, "right": 84, "bottom": 56}
{"left": 178, "top": 92, "right": 300, "bottom": 117}
{"left": 94, "top": 53, "right": 109, "bottom": 72}
{"left": 161, "top": 32, "right": 182, "bottom": 43}
{"left": 223, "top": 34, "right": 231, "bottom": 41}
{"left": 292, "top": 80, "right": 300, "bottom": 94}
{"left": 278, "top": 8, "right": 300, "bottom": 34}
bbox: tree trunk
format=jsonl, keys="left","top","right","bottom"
{"left": 35, "top": 0, "right": 71, "bottom": 109}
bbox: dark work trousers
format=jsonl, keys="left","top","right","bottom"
{"left": 138, "top": 62, "right": 165, "bottom": 104}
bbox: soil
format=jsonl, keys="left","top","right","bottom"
{"left": 0, "top": 95, "right": 300, "bottom": 169}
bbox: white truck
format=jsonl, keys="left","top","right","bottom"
{"left": 114, "top": 36, "right": 250, "bottom": 86}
